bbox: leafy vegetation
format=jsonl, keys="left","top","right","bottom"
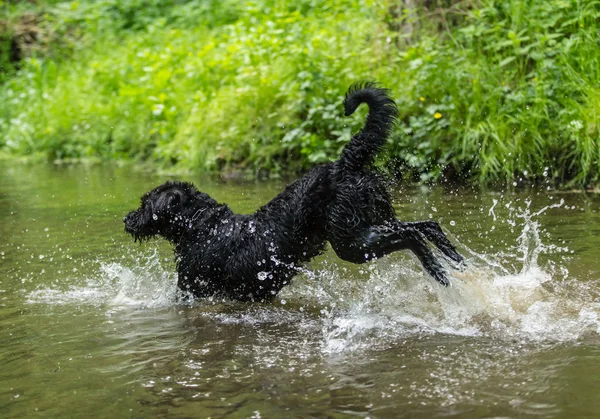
{"left": 0, "top": 0, "right": 599, "bottom": 186}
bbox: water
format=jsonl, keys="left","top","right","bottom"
{"left": 1, "top": 161, "right": 600, "bottom": 418}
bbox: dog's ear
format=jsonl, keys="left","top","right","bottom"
{"left": 166, "top": 192, "right": 181, "bottom": 208}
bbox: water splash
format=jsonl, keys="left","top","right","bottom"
{"left": 308, "top": 198, "right": 600, "bottom": 352}
{"left": 25, "top": 199, "right": 600, "bottom": 351}
{"left": 26, "top": 248, "right": 178, "bottom": 308}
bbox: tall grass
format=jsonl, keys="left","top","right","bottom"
{"left": 388, "top": 0, "right": 600, "bottom": 186}
{"left": 0, "top": 0, "right": 599, "bottom": 186}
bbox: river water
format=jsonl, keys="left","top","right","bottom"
{"left": 1, "top": 161, "right": 599, "bottom": 418}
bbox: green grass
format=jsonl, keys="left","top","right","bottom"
{"left": 0, "top": 0, "right": 599, "bottom": 186}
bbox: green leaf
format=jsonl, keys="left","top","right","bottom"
{"left": 499, "top": 56, "right": 517, "bottom": 67}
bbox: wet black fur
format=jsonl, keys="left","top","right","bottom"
{"left": 124, "top": 82, "right": 464, "bottom": 302}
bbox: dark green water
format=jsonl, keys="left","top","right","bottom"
{"left": 1, "top": 161, "right": 599, "bottom": 418}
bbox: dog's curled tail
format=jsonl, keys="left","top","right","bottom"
{"left": 339, "top": 82, "right": 398, "bottom": 171}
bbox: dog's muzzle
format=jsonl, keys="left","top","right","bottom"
{"left": 123, "top": 211, "right": 139, "bottom": 235}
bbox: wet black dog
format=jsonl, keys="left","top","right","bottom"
{"left": 124, "top": 83, "right": 463, "bottom": 302}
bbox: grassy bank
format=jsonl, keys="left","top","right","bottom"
{"left": 0, "top": 0, "right": 599, "bottom": 186}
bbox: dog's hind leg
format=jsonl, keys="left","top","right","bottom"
{"left": 400, "top": 220, "right": 464, "bottom": 264}
{"left": 330, "top": 225, "right": 450, "bottom": 286}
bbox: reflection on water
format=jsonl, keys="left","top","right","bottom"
{"left": 1, "top": 161, "right": 600, "bottom": 418}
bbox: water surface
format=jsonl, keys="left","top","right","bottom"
{"left": 1, "top": 161, "right": 599, "bottom": 418}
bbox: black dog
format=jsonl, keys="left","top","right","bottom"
{"left": 124, "top": 83, "right": 464, "bottom": 302}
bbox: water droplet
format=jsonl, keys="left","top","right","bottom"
{"left": 450, "top": 220, "right": 456, "bottom": 226}
{"left": 152, "top": 214, "right": 158, "bottom": 220}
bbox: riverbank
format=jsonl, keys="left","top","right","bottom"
{"left": 1, "top": 0, "right": 598, "bottom": 187}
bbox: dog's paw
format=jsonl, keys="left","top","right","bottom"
{"left": 444, "top": 248, "right": 465, "bottom": 264}
{"left": 430, "top": 269, "right": 450, "bottom": 287}
{"left": 452, "top": 259, "right": 468, "bottom": 272}
{"left": 444, "top": 253, "right": 467, "bottom": 271}
{"left": 441, "top": 248, "right": 467, "bottom": 271}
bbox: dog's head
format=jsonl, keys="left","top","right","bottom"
{"left": 124, "top": 180, "right": 217, "bottom": 242}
